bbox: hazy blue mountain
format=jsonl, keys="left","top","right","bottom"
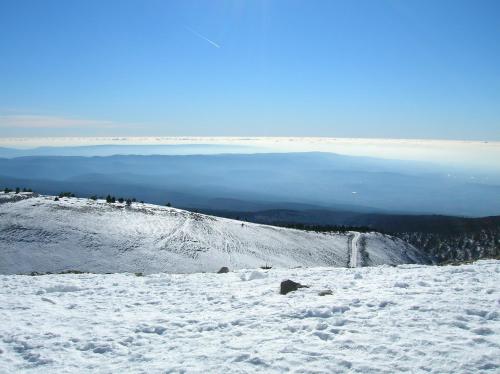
{"left": 1, "top": 152, "right": 499, "bottom": 216}
{"left": 0, "top": 144, "right": 262, "bottom": 158}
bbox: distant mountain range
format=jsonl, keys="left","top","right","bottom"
{"left": 200, "top": 207, "right": 500, "bottom": 234}
{"left": 0, "top": 144, "right": 261, "bottom": 158}
{"left": 1, "top": 152, "right": 499, "bottom": 216}
{"left": 1, "top": 149, "right": 499, "bottom": 265}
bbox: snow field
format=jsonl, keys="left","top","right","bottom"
{"left": 0, "top": 261, "right": 498, "bottom": 373}
{"left": 0, "top": 194, "right": 427, "bottom": 274}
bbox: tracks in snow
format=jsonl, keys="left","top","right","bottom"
{"left": 348, "top": 232, "right": 362, "bottom": 268}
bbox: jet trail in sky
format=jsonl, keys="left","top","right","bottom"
{"left": 185, "top": 26, "right": 220, "bottom": 48}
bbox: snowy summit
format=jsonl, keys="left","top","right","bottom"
{"left": 0, "top": 193, "right": 428, "bottom": 274}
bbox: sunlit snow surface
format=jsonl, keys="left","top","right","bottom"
{"left": 0, "top": 194, "right": 426, "bottom": 274}
{"left": 0, "top": 261, "right": 498, "bottom": 373}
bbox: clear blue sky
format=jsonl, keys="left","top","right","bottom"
{"left": 1, "top": 0, "right": 499, "bottom": 140}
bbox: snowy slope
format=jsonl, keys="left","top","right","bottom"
{"left": 0, "top": 261, "right": 498, "bottom": 373}
{"left": 0, "top": 193, "right": 428, "bottom": 274}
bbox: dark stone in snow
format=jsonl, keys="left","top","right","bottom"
{"left": 217, "top": 267, "right": 230, "bottom": 274}
{"left": 280, "top": 279, "right": 309, "bottom": 295}
{"left": 318, "top": 290, "right": 333, "bottom": 296}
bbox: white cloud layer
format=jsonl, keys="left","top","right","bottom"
{"left": 0, "top": 136, "right": 498, "bottom": 171}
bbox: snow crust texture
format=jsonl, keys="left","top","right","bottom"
{"left": 0, "top": 261, "right": 499, "bottom": 373}
{"left": 0, "top": 194, "right": 427, "bottom": 274}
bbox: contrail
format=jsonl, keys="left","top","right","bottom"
{"left": 185, "top": 26, "right": 220, "bottom": 49}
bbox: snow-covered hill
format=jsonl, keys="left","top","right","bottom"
{"left": 0, "top": 193, "right": 428, "bottom": 274}
{"left": 0, "top": 261, "right": 498, "bottom": 373}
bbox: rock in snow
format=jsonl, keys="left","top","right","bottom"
{"left": 0, "top": 261, "right": 498, "bottom": 373}
{"left": 280, "top": 279, "right": 309, "bottom": 295}
{"left": 318, "top": 289, "right": 333, "bottom": 296}
{"left": 0, "top": 194, "right": 429, "bottom": 274}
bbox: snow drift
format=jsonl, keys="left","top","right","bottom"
{"left": 0, "top": 193, "right": 428, "bottom": 274}
{"left": 0, "top": 261, "right": 498, "bottom": 373}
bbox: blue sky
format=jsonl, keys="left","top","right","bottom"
{"left": 0, "top": 0, "right": 499, "bottom": 140}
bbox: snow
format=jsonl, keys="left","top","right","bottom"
{"left": 240, "top": 270, "right": 268, "bottom": 281}
{"left": 0, "top": 261, "right": 498, "bottom": 373}
{"left": 348, "top": 231, "right": 361, "bottom": 267}
{"left": 0, "top": 193, "right": 428, "bottom": 274}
